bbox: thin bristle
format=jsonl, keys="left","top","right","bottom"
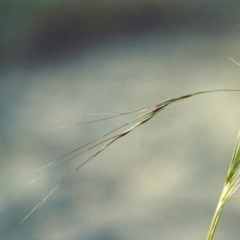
{"left": 22, "top": 89, "right": 240, "bottom": 224}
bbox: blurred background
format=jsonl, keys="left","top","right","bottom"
{"left": 1, "top": 1, "right": 240, "bottom": 239}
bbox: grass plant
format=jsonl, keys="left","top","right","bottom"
{"left": 206, "top": 127, "right": 240, "bottom": 240}
{"left": 22, "top": 88, "right": 240, "bottom": 240}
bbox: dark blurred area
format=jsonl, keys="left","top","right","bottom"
{"left": 1, "top": 0, "right": 240, "bottom": 68}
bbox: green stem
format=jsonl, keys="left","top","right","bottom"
{"left": 205, "top": 185, "right": 227, "bottom": 240}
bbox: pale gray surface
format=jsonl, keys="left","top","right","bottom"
{"left": 1, "top": 2, "right": 240, "bottom": 240}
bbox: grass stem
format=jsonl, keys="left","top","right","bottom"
{"left": 206, "top": 129, "right": 240, "bottom": 240}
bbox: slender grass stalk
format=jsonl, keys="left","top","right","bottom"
{"left": 21, "top": 89, "right": 240, "bottom": 231}
{"left": 206, "top": 129, "right": 240, "bottom": 240}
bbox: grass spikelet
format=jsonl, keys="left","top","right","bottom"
{"left": 21, "top": 89, "right": 240, "bottom": 224}
{"left": 206, "top": 129, "right": 240, "bottom": 240}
